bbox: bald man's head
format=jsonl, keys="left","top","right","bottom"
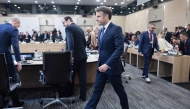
{"left": 86, "top": 27, "right": 91, "bottom": 33}
{"left": 10, "top": 17, "right": 20, "bottom": 28}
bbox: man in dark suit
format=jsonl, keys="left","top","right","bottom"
{"left": 173, "top": 27, "right": 179, "bottom": 38}
{"left": 0, "top": 18, "right": 24, "bottom": 107}
{"left": 41, "top": 31, "right": 49, "bottom": 42}
{"left": 163, "top": 28, "right": 171, "bottom": 43}
{"left": 138, "top": 24, "right": 160, "bottom": 83}
{"left": 179, "top": 32, "right": 190, "bottom": 55}
{"left": 62, "top": 16, "right": 87, "bottom": 101}
{"left": 48, "top": 31, "right": 55, "bottom": 42}
{"left": 177, "top": 26, "right": 185, "bottom": 38}
{"left": 186, "top": 24, "right": 190, "bottom": 38}
{"left": 85, "top": 6, "right": 129, "bottom": 109}
{"left": 131, "top": 35, "right": 139, "bottom": 46}
{"left": 36, "top": 31, "right": 42, "bottom": 42}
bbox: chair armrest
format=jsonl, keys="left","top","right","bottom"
{"left": 39, "top": 70, "right": 46, "bottom": 85}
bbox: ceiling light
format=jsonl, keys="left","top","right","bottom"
{"left": 77, "top": 2, "right": 79, "bottom": 4}
{"left": 128, "top": 8, "right": 130, "bottom": 10}
{"left": 75, "top": 6, "right": 78, "bottom": 7}
{"left": 53, "top": 5, "right": 55, "bottom": 7}
{"left": 75, "top": 8, "right": 77, "bottom": 10}
{"left": 97, "top": 0, "right": 100, "bottom": 1}
{"left": 78, "top": 0, "right": 80, "bottom": 1}
{"left": 112, "top": 8, "right": 114, "bottom": 9}
{"left": 115, "top": 3, "right": 117, "bottom": 5}
{"left": 120, "top": 11, "right": 123, "bottom": 13}
{"left": 104, "top": 0, "right": 106, "bottom": 2}
{"left": 14, "top": 4, "right": 17, "bottom": 6}
{"left": 134, "top": 7, "right": 135, "bottom": 9}
{"left": 8, "top": 0, "right": 10, "bottom": 2}
{"left": 52, "top": 1, "right": 54, "bottom": 3}
{"left": 121, "top": 2, "right": 124, "bottom": 4}
{"left": 54, "top": 8, "right": 56, "bottom": 10}
{"left": 101, "top": 3, "right": 103, "bottom": 5}
{"left": 18, "top": 7, "right": 20, "bottom": 9}
{"left": 161, "top": 0, "right": 163, "bottom": 1}
{"left": 142, "top": 4, "right": 144, "bottom": 6}
{"left": 39, "top": 5, "right": 41, "bottom": 7}
{"left": 129, "top": 12, "right": 131, "bottom": 13}
{"left": 35, "top": 1, "right": 38, "bottom": 3}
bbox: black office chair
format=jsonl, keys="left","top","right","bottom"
{"left": 121, "top": 46, "right": 131, "bottom": 83}
{"left": 0, "top": 53, "right": 23, "bottom": 109}
{"left": 39, "top": 52, "right": 75, "bottom": 109}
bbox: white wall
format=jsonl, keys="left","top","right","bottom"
{"left": 0, "top": 14, "right": 126, "bottom": 35}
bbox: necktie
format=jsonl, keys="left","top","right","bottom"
{"left": 149, "top": 33, "right": 152, "bottom": 41}
{"left": 100, "top": 27, "right": 105, "bottom": 43}
{"left": 149, "top": 33, "right": 153, "bottom": 48}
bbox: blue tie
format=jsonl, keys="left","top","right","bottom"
{"left": 100, "top": 27, "right": 105, "bottom": 43}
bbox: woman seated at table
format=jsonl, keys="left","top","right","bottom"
{"left": 55, "top": 31, "right": 63, "bottom": 41}
{"left": 157, "top": 32, "right": 173, "bottom": 52}
{"left": 89, "top": 32, "right": 98, "bottom": 50}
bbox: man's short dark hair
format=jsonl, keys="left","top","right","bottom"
{"left": 188, "top": 24, "right": 190, "bottom": 26}
{"left": 178, "top": 26, "right": 183, "bottom": 30}
{"left": 180, "top": 32, "right": 189, "bottom": 37}
{"left": 175, "top": 27, "right": 178, "bottom": 30}
{"left": 64, "top": 16, "right": 73, "bottom": 22}
{"left": 164, "top": 28, "right": 167, "bottom": 31}
{"left": 96, "top": 6, "right": 112, "bottom": 20}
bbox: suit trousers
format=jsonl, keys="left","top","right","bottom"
{"left": 72, "top": 59, "right": 87, "bottom": 99}
{"left": 142, "top": 48, "right": 154, "bottom": 78}
{"left": 85, "top": 72, "right": 129, "bottom": 109}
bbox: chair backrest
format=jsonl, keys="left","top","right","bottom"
{"left": 122, "top": 46, "right": 128, "bottom": 59}
{"left": 43, "top": 51, "right": 71, "bottom": 85}
{"left": 0, "top": 53, "right": 9, "bottom": 94}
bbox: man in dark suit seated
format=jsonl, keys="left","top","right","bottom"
{"left": 179, "top": 32, "right": 190, "bottom": 55}
{"left": 36, "top": 31, "right": 42, "bottom": 42}
{"left": 85, "top": 6, "right": 129, "bottom": 109}
{"left": 138, "top": 24, "right": 160, "bottom": 83}
{"left": 163, "top": 28, "right": 172, "bottom": 43}
{"left": 186, "top": 24, "right": 190, "bottom": 38}
{"left": 173, "top": 27, "right": 179, "bottom": 37}
{"left": 41, "top": 31, "right": 49, "bottom": 42}
{"left": 48, "top": 31, "right": 55, "bottom": 42}
{"left": 85, "top": 27, "right": 92, "bottom": 48}
{"left": 131, "top": 35, "right": 139, "bottom": 46}
{"left": 177, "top": 26, "right": 185, "bottom": 38}
{"left": 62, "top": 16, "right": 87, "bottom": 101}
{"left": 0, "top": 17, "right": 24, "bottom": 107}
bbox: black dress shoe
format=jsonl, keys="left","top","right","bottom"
{"left": 79, "top": 97, "right": 86, "bottom": 101}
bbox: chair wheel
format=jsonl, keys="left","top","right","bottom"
{"left": 39, "top": 100, "right": 43, "bottom": 104}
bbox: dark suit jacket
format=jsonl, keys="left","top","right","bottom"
{"left": 134, "top": 39, "right": 139, "bottom": 46}
{"left": 41, "top": 33, "right": 49, "bottom": 41}
{"left": 48, "top": 34, "right": 55, "bottom": 42}
{"left": 138, "top": 31, "right": 159, "bottom": 55}
{"left": 86, "top": 34, "right": 91, "bottom": 47}
{"left": 187, "top": 30, "right": 190, "bottom": 38}
{"left": 36, "top": 34, "right": 42, "bottom": 41}
{"left": 65, "top": 23, "right": 87, "bottom": 61}
{"left": 56, "top": 34, "right": 63, "bottom": 41}
{"left": 23, "top": 35, "right": 31, "bottom": 43}
{"left": 0, "top": 23, "right": 21, "bottom": 64}
{"left": 98, "top": 22, "right": 124, "bottom": 75}
{"left": 181, "top": 38, "right": 190, "bottom": 55}
{"left": 165, "top": 32, "right": 171, "bottom": 43}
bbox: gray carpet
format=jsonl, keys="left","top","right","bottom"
{"left": 17, "top": 64, "right": 190, "bottom": 109}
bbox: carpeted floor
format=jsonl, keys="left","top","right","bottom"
{"left": 16, "top": 64, "right": 190, "bottom": 109}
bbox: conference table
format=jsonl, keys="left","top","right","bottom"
{"left": 125, "top": 47, "right": 190, "bottom": 83}
{"left": 14, "top": 43, "right": 98, "bottom": 88}
{"left": 18, "top": 55, "right": 98, "bottom": 88}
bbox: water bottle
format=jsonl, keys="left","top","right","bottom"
{"left": 34, "top": 49, "right": 39, "bottom": 59}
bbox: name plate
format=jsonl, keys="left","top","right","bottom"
{"left": 48, "top": 42, "right": 53, "bottom": 44}
{"left": 21, "top": 42, "right": 26, "bottom": 44}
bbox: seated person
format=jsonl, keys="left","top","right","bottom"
{"left": 48, "top": 31, "right": 55, "bottom": 42}
{"left": 42, "top": 31, "right": 49, "bottom": 42}
{"left": 179, "top": 32, "right": 190, "bottom": 55}
{"left": 24, "top": 32, "right": 31, "bottom": 43}
{"left": 85, "top": 27, "right": 92, "bottom": 48}
{"left": 89, "top": 32, "right": 97, "bottom": 50}
{"left": 55, "top": 31, "right": 63, "bottom": 41}
{"left": 172, "top": 36, "right": 184, "bottom": 51}
{"left": 31, "top": 33, "right": 37, "bottom": 41}
{"left": 131, "top": 35, "right": 139, "bottom": 46}
{"left": 158, "top": 32, "right": 173, "bottom": 52}
{"left": 36, "top": 31, "right": 42, "bottom": 42}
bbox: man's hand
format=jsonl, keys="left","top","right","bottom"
{"left": 157, "top": 52, "right": 160, "bottom": 56}
{"left": 72, "top": 58, "right": 74, "bottom": 64}
{"left": 17, "top": 62, "right": 22, "bottom": 71}
{"left": 138, "top": 52, "right": 143, "bottom": 56}
{"left": 98, "top": 64, "right": 109, "bottom": 73}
